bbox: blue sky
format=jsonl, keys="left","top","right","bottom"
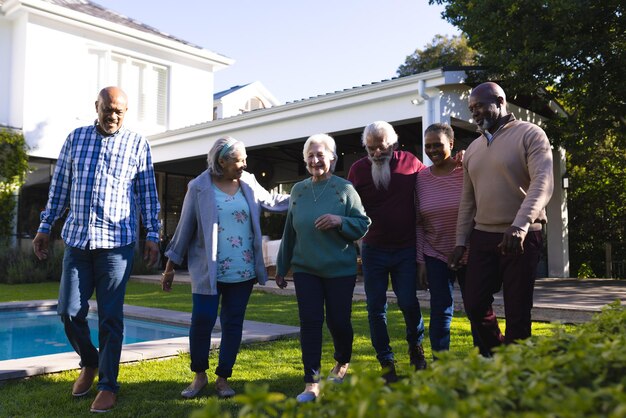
{"left": 94, "top": 0, "right": 459, "bottom": 103}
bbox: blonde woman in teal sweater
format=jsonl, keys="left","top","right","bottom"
{"left": 275, "top": 134, "right": 370, "bottom": 403}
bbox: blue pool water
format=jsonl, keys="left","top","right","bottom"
{"left": 0, "top": 309, "right": 188, "bottom": 361}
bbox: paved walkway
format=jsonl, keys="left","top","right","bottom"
{"left": 132, "top": 273, "right": 626, "bottom": 324}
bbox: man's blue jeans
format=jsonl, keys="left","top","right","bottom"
{"left": 57, "top": 243, "right": 134, "bottom": 394}
{"left": 362, "top": 244, "right": 425, "bottom": 363}
{"left": 189, "top": 278, "right": 255, "bottom": 378}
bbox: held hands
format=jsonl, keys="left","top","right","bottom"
{"left": 33, "top": 232, "right": 50, "bottom": 260}
{"left": 314, "top": 214, "right": 342, "bottom": 230}
{"left": 498, "top": 226, "right": 527, "bottom": 256}
{"left": 448, "top": 246, "right": 466, "bottom": 271}
{"left": 275, "top": 275, "right": 288, "bottom": 289}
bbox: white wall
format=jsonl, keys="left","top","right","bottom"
{"left": 22, "top": 18, "right": 97, "bottom": 158}
{"left": 547, "top": 147, "right": 570, "bottom": 277}
{"left": 168, "top": 64, "right": 214, "bottom": 129}
{"left": 0, "top": 19, "right": 13, "bottom": 126}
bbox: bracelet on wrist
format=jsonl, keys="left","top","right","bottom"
{"left": 162, "top": 270, "right": 175, "bottom": 276}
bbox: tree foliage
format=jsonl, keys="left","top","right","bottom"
{"left": 396, "top": 34, "right": 478, "bottom": 76}
{"left": 0, "top": 130, "right": 29, "bottom": 241}
{"left": 430, "top": 0, "right": 626, "bottom": 276}
{"left": 430, "top": 0, "right": 625, "bottom": 148}
{"left": 567, "top": 139, "right": 626, "bottom": 277}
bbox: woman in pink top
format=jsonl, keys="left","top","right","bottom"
{"left": 416, "top": 123, "right": 481, "bottom": 355}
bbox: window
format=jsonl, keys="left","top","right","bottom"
{"left": 88, "top": 50, "right": 169, "bottom": 132}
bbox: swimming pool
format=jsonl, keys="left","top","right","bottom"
{"left": 0, "top": 308, "right": 189, "bottom": 361}
{"left": 0, "top": 299, "right": 299, "bottom": 382}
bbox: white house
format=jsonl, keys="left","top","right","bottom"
{"left": 213, "top": 81, "right": 281, "bottom": 120}
{"left": 0, "top": 0, "right": 231, "bottom": 242}
{"left": 0, "top": 0, "right": 233, "bottom": 158}
{"left": 3, "top": 0, "right": 571, "bottom": 277}
{"left": 149, "top": 69, "right": 571, "bottom": 278}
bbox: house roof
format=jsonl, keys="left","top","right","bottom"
{"left": 0, "top": 0, "right": 222, "bottom": 54}
{"left": 214, "top": 84, "right": 251, "bottom": 100}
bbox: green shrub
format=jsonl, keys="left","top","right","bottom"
{"left": 195, "top": 302, "right": 626, "bottom": 417}
{"left": 0, "top": 240, "right": 158, "bottom": 283}
{"left": 6, "top": 255, "right": 47, "bottom": 284}
{"left": 577, "top": 262, "right": 595, "bottom": 279}
{"left": 44, "top": 244, "right": 65, "bottom": 281}
{"left": 0, "top": 129, "right": 29, "bottom": 240}
{"left": 0, "top": 242, "right": 64, "bottom": 284}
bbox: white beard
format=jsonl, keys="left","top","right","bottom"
{"left": 369, "top": 155, "right": 391, "bottom": 190}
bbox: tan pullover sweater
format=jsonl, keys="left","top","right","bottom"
{"left": 456, "top": 116, "right": 554, "bottom": 247}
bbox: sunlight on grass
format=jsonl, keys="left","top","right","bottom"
{"left": 0, "top": 281, "right": 574, "bottom": 417}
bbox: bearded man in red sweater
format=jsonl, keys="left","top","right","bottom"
{"left": 449, "top": 82, "right": 554, "bottom": 356}
{"left": 348, "top": 121, "right": 427, "bottom": 383}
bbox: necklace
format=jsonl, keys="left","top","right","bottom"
{"left": 311, "top": 177, "right": 331, "bottom": 202}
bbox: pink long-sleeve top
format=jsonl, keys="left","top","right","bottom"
{"left": 415, "top": 166, "right": 468, "bottom": 265}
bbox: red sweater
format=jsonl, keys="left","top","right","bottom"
{"left": 348, "top": 151, "right": 426, "bottom": 248}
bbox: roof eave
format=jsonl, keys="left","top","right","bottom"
{"left": 4, "top": 0, "right": 234, "bottom": 68}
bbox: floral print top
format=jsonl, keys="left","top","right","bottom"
{"left": 213, "top": 185, "right": 255, "bottom": 283}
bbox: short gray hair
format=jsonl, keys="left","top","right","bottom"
{"left": 302, "top": 133, "right": 338, "bottom": 173}
{"left": 361, "top": 121, "right": 398, "bottom": 147}
{"left": 207, "top": 136, "right": 245, "bottom": 176}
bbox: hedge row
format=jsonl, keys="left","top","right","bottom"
{"left": 0, "top": 242, "right": 157, "bottom": 284}
{"left": 194, "top": 301, "right": 626, "bottom": 417}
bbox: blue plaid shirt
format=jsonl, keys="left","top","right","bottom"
{"left": 38, "top": 123, "right": 161, "bottom": 249}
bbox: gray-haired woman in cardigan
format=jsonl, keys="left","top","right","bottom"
{"left": 161, "top": 137, "right": 289, "bottom": 399}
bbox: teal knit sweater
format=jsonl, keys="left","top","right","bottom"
{"left": 277, "top": 175, "right": 370, "bottom": 278}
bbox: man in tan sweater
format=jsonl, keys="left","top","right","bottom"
{"left": 448, "top": 82, "right": 554, "bottom": 356}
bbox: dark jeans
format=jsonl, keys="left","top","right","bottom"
{"left": 293, "top": 272, "right": 356, "bottom": 383}
{"left": 424, "top": 256, "right": 485, "bottom": 355}
{"left": 463, "top": 229, "right": 543, "bottom": 355}
{"left": 57, "top": 243, "right": 134, "bottom": 393}
{"left": 362, "top": 244, "right": 425, "bottom": 363}
{"left": 189, "top": 278, "right": 255, "bottom": 378}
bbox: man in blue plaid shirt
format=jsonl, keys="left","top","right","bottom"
{"left": 33, "top": 86, "right": 161, "bottom": 413}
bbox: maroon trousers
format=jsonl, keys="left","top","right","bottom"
{"left": 463, "top": 229, "right": 543, "bottom": 355}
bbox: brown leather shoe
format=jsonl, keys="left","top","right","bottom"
{"left": 72, "top": 367, "right": 97, "bottom": 397}
{"left": 90, "top": 390, "right": 116, "bottom": 413}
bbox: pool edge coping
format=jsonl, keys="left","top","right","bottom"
{"left": 0, "top": 300, "right": 300, "bottom": 382}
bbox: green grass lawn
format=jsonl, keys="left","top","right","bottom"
{"left": 0, "top": 281, "right": 568, "bottom": 417}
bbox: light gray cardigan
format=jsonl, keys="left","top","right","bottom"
{"left": 164, "top": 170, "right": 289, "bottom": 295}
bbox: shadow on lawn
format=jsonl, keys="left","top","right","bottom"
{"left": 0, "top": 366, "right": 305, "bottom": 418}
